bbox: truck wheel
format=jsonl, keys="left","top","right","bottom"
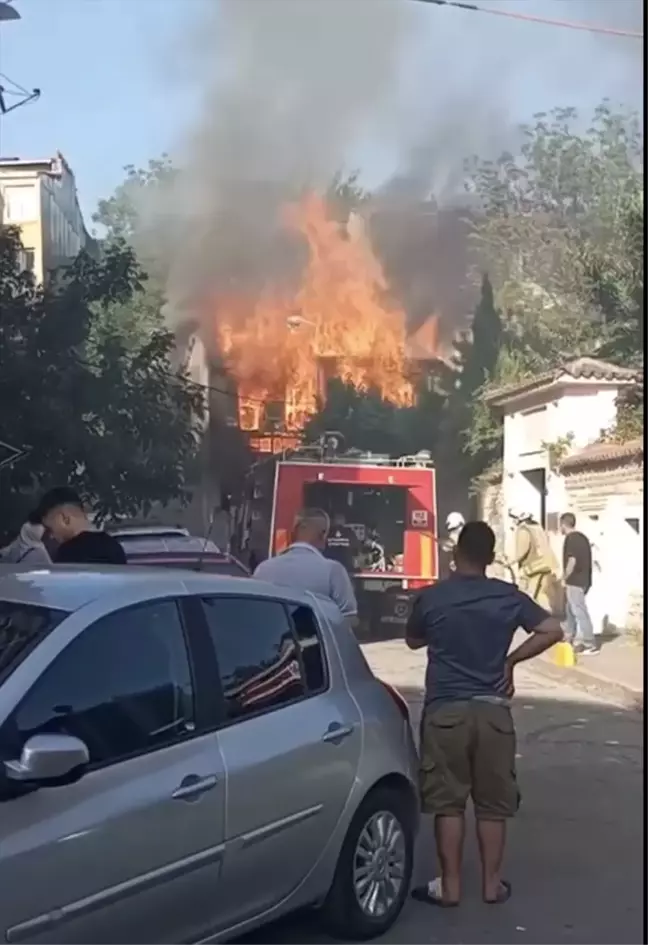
{"left": 320, "top": 786, "right": 415, "bottom": 941}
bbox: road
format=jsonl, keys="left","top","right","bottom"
{"left": 240, "top": 658, "right": 644, "bottom": 945}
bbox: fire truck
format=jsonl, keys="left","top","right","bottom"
{"left": 237, "top": 441, "right": 438, "bottom": 636}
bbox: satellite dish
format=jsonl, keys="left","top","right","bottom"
{"left": 0, "top": 3, "right": 20, "bottom": 22}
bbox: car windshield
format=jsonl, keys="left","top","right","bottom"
{"left": 0, "top": 601, "right": 69, "bottom": 680}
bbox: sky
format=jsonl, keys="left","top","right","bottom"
{"left": 0, "top": 0, "right": 642, "bottom": 230}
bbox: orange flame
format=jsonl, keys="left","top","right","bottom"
{"left": 212, "top": 194, "right": 419, "bottom": 432}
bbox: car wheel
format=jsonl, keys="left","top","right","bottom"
{"left": 320, "top": 785, "right": 415, "bottom": 941}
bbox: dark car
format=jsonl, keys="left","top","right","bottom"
{"left": 126, "top": 550, "right": 250, "bottom": 577}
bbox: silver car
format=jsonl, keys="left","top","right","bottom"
{"left": 0, "top": 567, "right": 419, "bottom": 943}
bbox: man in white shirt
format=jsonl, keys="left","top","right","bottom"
{"left": 254, "top": 508, "right": 358, "bottom": 621}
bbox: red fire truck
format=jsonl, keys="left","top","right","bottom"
{"left": 241, "top": 445, "right": 438, "bottom": 635}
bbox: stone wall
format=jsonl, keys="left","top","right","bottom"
{"left": 477, "top": 476, "right": 509, "bottom": 580}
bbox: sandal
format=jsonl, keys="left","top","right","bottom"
{"left": 484, "top": 879, "right": 512, "bottom": 904}
{"left": 411, "top": 877, "right": 459, "bottom": 908}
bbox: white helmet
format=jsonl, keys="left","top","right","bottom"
{"left": 446, "top": 511, "right": 465, "bottom": 532}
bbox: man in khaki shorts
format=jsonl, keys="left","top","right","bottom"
{"left": 406, "top": 521, "right": 562, "bottom": 907}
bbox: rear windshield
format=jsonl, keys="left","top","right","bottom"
{"left": 127, "top": 557, "right": 250, "bottom": 577}
{"left": 0, "top": 601, "right": 69, "bottom": 681}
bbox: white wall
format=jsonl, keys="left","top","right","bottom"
{"left": 501, "top": 380, "right": 624, "bottom": 561}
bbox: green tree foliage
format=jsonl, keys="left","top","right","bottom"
{"left": 0, "top": 227, "right": 203, "bottom": 539}
{"left": 302, "top": 377, "right": 445, "bottom": 459}
{"left": 464, "top": 101, "right": 643, "bottom": 450}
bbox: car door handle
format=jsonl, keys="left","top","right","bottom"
{"left": 321, "top": 722, "right": 354, "bottom": 744}
{"left": 172, "top": 774, "right": 219, "bottom": 801}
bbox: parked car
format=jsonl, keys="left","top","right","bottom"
{"left": 0, "top": 567, "right": 419, "bottom": 943}
{"left": 109, "top": 526, "right": 222, "bottom": 557}
{"left": 126, "top": 550, "right": 250, "bottom": 578}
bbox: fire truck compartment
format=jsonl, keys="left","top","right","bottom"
{"left": 303, "top": 480, "right": 407, "bottom": 573}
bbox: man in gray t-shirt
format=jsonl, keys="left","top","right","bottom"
{"left": 254, "top": 508, "right": 358, "bottom": 621}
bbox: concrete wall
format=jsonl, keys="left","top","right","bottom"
{"left": 563, "top": 459, "right": 644, "bottom": 636}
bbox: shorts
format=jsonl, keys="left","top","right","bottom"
{"left": 419, "top": 699, "right": 520, "bottom": 820}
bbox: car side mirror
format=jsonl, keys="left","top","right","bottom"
{"left": 4, "top": 734, "right": 89, "bottom": 784}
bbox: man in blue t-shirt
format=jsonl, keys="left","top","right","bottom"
{"left": 406, "top": 521, "right": 562, "bottom": 908}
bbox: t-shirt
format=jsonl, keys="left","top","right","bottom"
{"left": 562, "top": 531, "right": 592, "bottom": 590}
{"left": 406, "top": 574, "right": 549, "bottom": 707}
{"left": 54, "top": 531, "right": 127, "bottom": 565}
{"left": 253, "top": 542, "right": 358, "bottom": 617}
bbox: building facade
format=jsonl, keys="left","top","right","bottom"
{"left": 0, "top": 152, "right": 93, "bottom": 282}
{"left": 479, "top": 357, "right": 642, "bottom": 635}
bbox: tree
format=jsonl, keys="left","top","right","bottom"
{"left": 0, "top": 227, "right": 203, "bottom": 539}
{"left": 464, "top": 101, "right": 643, "bottom": 444}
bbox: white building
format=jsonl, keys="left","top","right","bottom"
{"left": 483, "top": 356, "right": 642, "bottom": 633}
{"left": 0, "top": 152, "right": 93, "bottom": 282}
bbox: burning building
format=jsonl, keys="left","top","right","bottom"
{"left": 202, "top": 193, "right": 442, "bottom": 452}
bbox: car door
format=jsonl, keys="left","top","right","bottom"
{"left": 0, "top": 598, "right": 226, "bottom": 945}
{"left": 199, "top": 594, "right": 362, "bottom": 925}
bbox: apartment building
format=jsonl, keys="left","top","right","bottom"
{"left": 0, "top": 152, "right": 94, "bottom": 282}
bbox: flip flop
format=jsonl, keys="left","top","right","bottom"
{"left": 411, "top": 877, "right": 459, "bottom": 908}
{"left": 484, "top": 880, "right": 512, "bottom": 904}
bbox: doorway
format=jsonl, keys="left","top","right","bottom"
{"left": 520, "top": 468, "right": 546, "bottom": 527}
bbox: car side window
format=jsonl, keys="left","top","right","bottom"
{"left": 201, "top": 597, "right": 311, "bottom": 722}
{"left": 286, "top": 603, "right": 327, "bottom": 693}
{"left": 4, "top": 601, "right": 195, "bottom": 768}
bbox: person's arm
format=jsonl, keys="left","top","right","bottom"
{"left": 405, "top": 594, "right": 427, "bottom": 650}
{"left": 505, "top": 592, "right": 563, "bottom": 691}
{"left": 563, "top": 533, "right": 576, "bottom": 581}
{"left": 330, "top": 562, "right": 359, "bottom": 626}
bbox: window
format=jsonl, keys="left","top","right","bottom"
{"left": 201, "top": 597, "right": 309, "bottom": 721}
{"left": 0, "top": 602, "right": 68, "bottom": 681}
{"left": 3, "top": 185, "right": 38, "bottom": 223}
{"left": 287, "top": 603, "right": 327, "bottom": 693}
{"left": 3, "top": 601, "right": 194, "bottom": 767}
{"left": 18, "top": 248, "right": 35, "bottom": 273}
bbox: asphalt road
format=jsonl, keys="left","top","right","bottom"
{"left": 239, "top": 666, "right": 644, "bottom": 945}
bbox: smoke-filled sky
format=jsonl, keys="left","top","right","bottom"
{"left": 2, "top": 0, "right": 642, "bottom": 220}
{"left": 157, "top": 0, "right": 643, "bottom": 319}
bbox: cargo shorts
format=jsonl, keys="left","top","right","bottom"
{"left": 419, "top": 699, "right": 520, "bottom": 820}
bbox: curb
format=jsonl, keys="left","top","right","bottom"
{"left": 530, "top": 656, "right": 644, "bottom": 712}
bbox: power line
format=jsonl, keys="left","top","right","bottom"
{"left": 414, "top": 0, "right": 643, "bottom": 39}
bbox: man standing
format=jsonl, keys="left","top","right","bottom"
{"left": 254, "top": 508, "right": 358, "bottom": 622}
{"left": 34, "top": 487, "right": 127, "bottom": 565}
{"left": 406, "top": 521, "right": 562, "bottom": 907}
{"left": 441, "top": 511, "right": 465, "bottom": 574}
{"left": 560, "top": 512, "right": 598, "bottom": 655}
{"left": 509, "top": 508, "right": 559, "bottom": 611}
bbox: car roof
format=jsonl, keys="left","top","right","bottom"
{"left": 109, "top": 526, "right": 190, "bottom": 538}
{"left": 0, "top": 565, "right": 307, "bottom": 613}
{"left": 118, "top": 536, "right": 221, "bottom": 554}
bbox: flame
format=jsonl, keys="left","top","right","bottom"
{"left": 212, "top": 194, "right": 426, "bottom": 432}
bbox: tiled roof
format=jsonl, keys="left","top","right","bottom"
{"left": 560, "top": 438, "right": 644, "bottom": 471}
{"left": 485, "top": 357, "right": 638, "bottom": 406}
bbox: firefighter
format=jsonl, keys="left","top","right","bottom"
{"left": 441, "top": 511, "right": 465, "bottom": 572}
{"left": 508, "top": 508, "right": 561, "bottom": 612}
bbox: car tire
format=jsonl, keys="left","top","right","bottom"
{"left": 320, "top": 785, "right": 415, "bottom": 941}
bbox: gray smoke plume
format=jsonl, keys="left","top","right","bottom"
{"left": 143, "top": 0, "right": 642, "bottom": 335}
{"left": 160, "top": 0, "right": 419, "bottom": 328}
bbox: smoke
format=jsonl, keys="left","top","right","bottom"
{"left": 160, "top": 0, "right": 418, "bottom": 326}
{"left": 142, "top": 0, "right": 642, "bottom": 334}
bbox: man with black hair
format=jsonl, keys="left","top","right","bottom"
{"left": 406, "top": 520, "right": 562, "bottom": 909}
{"left": 33, "top": 487, "right": 126, "bottom": 565}
{"left": 560, "top": 511, "right": 597, "bottom": 654}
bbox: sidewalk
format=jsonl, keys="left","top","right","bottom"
{"left": 362, "top": 633, "right": 644, "bottom": 711}
{"left": 530, "top": 632, "right": 644, "bottom": 710}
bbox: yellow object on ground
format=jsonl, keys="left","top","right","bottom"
{"left": 552, "top": 640, "right": 576, "bottom": 668}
